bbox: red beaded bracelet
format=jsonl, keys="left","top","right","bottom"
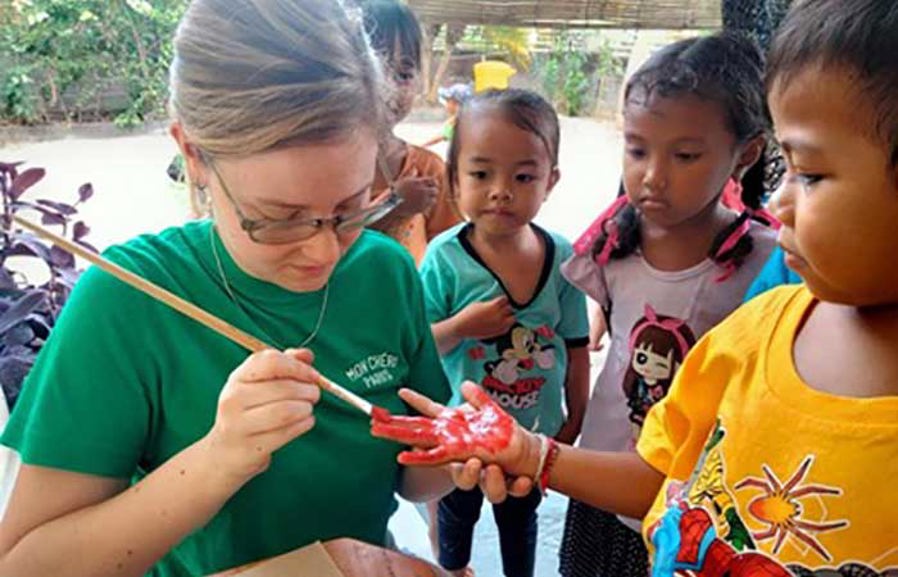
{"left": 539, "top": 437, "right": 560, "bottom": 494}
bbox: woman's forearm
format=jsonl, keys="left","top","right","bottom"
{"left": 0, "top": 439, "right": 243, "bottom": 577}
{"left": 398, "top": 465, "right": 454, "bottom": 502}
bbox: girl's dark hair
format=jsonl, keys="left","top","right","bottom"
{"left": 767, "top": 0, "right": 898, "bottom": 167}
{"left": 446, "top": 89, "right": 560, "bottom": 196}
{"left": 360, "top": 0, "right": 422, "bottom": 72}
{"left": 592, "top": 31, "right": 772, "bottom": 274}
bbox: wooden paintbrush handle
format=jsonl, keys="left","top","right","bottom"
{"left": 12, "top": 215, "right": 372, "bottom": 416}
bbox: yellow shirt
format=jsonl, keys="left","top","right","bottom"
{"left": 637, "top": 285, "right": 898, "bottom": 576}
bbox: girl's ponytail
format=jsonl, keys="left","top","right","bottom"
{"left": 573, "top": 194, "right": 640, "bottom": 264}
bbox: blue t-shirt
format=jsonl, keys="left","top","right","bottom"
{"left": 743, "top": 245, "right": 802, "bottom": 302}
{"left": 420, "top": 223, "right": 589, "bottom": 436}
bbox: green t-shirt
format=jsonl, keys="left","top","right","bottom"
{"left": 442, "top": 118, "right": 455, "bottom": 141}
{"left": 2, "top": 221, "right": 449, "bottom": 576}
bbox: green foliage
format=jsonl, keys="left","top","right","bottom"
{"left": 1, "top": 66, "right": 38, "bottom": 122}
{"left": 537, "top": 32, "right": 623, "bottom": 117}
{"left": 560, "top": 51, "right": 590, "bottom": 117}
{"left": 539, "top": 32, "right": 590, "bottom": 116}
{"left": 462, "top": 26, "right": 531, "bottom": 71}
{"left": 0, "top": 0, "right": 186, "bottom": 125}
{"left": 592, "top": 37, "right": 622, "bottom": 80}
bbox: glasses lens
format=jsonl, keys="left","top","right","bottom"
{"left": 250, "top": 222, "right": 319, "bottom": 245}
{"left": 251, "top": 195, "right": 402, "bottom": 244}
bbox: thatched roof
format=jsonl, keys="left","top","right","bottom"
{"left": 407, "top": 0, "right": 722, "bottom": 29}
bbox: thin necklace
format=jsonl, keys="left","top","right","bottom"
{"left": 209, "top": 225, "right": 329, "bottom": 350}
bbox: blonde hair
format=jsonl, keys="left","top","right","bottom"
{"left": 169, "top": 0, "right": 385, "bottom": 157}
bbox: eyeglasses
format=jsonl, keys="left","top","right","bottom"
{"left": 207, "top": 159, "right": 401, "bottom": 245}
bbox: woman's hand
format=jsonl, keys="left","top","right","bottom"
{"left": 371, "top": 383, "right": 541, "bottom": 479}
{"left": 202, "top": 348, "right": 321, "bottom": 487}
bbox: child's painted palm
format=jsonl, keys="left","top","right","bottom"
{"left": 371, "top": 384, "right": 520, "bottom": 468}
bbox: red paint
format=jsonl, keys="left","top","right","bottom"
{"left": 371, "top": 406, "right": 392, "bottom": 423}
{"left": 370, "top": 386, "right": 514, "bottom": 465}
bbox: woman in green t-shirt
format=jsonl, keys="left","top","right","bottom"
{"left": 0, "top": 2, "right": 490, "bottom": 576}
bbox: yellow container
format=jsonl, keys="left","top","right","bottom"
{"left": 473, "top": 61, "right": 516, "bottom": 93}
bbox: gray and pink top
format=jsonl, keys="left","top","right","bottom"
{"left": 561, "top": 221, "right": 776, "bottom": 456}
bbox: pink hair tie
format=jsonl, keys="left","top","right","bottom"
{"left": 714, "top": 207, "right": 782, "bottom": 283}
{"left": 713, "top": 176, "right": 784, "bottom": 282}
{"left": 712, "top": 215, "right": 751, "bottom": 283}
{"left": 592, "top": 220, "right": 619, "bottom": 265}
{"left": 716, "top": 216, "right": 751, "bottom": 257}
{"left": 723, "top": 177, "right": 781, "bottom": 230}
{"left": 749, "top": 205, "right": 781, "bottom": 230}
{"left": 573, "top": 195, "right": 630, "bottom": 265}
{"left": 715, "top": 261, "right": 739, "bottom": 283}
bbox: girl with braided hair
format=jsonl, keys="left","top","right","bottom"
{"left": 556, "top": 31, "right": 777, "bottom": 577}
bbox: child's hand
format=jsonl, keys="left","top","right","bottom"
{"left": 371, "top": 382, "right": 541, "bottom": 479}
{"left": 201, "top": 348, "right": 321, "bottom": 486}
{"left": 451, "top": 460, "right": 537, "bottom": 505}
{"left": 392, "top": 171, "right": 438, "bottom": 217}
{"left": 588, "top": 309, "right": 607, "bottom": 351}
{"left": 453, "top": 296, "right": 515, "bottom": 340}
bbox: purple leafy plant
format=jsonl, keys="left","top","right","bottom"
{"left": 0, "top": 161, "right": 97, "bottom": 409}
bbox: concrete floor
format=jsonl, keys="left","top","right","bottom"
{"left": 0, "top": 116, "right": 622, "bottom": 576}
{"left": 0, "top": 117, "right": 622, "bottom": 251}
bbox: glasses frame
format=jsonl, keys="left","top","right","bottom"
{"left": 206, "top": 157, "right": 401, "bottom": 245}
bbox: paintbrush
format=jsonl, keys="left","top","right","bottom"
{"left": 12, "top": 215, "right": 381, "bottom": 417}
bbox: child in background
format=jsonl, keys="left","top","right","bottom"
{"left": 422, "top": 84, "right": 473, "bottom": 149}
{"left": 744, "top": 245, "right": 802, "bottom": 300}
{"left": 420, "top": 89, "right": 590, "bottom": 577}
{"left": 739, "top": 182, "right": 800, "bottom": 302}
{"left": 361, "top": 0, "right": 461, "bottom": 264}
{"left": 558, "top": 32, "right": 777, "bottom": 577}
{"left": 375, "top": 1, "right": 898, "bottom": 573}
